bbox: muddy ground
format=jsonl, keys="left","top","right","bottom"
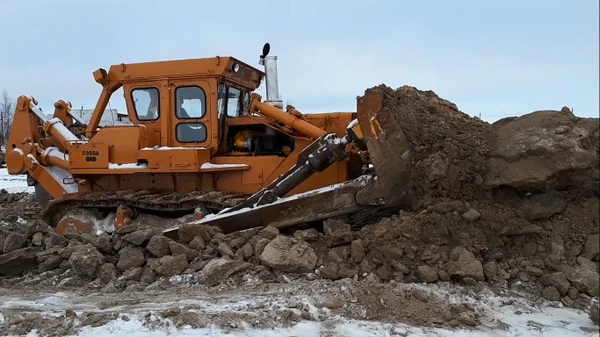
{"left": 0, "top": 84, "right": 599, "bottom": 336}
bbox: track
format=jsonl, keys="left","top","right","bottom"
{"left": 40, "top": 189, "right": 250, "bottom": 229}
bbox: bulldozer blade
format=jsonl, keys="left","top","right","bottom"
{"left": 356, "top": 89, "right": 412, "bottom": 208}
{"left": 163, "top": 175, "right": 380, "bottom": 236}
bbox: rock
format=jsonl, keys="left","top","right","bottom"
{"left": 458, "top": 312, "right": 478, "bottom": 327}
{"left": 122, "top": 229, "right": 157, "bottom": 246}
{"left": 519, "top": 191, "right": 566, "bottom": 221}
{"left": 590, "top": 300, "right": 599, "bottom": 326}
{"left": 120, "top": 267, "right": 143, "bottom": 281}
{"left": 259, "top": 226, "right": 279, "bottom": 240}
{"left": 116, "top": 224, "right": 139, "bottom": 234}
{"left": 568, "top": 243, "right": 583, "bottom": 257}
{"left": 350, "top": 239, "right": 365, "bottom": 263}
{"left": 31, "top": 232, "right": 44, "bottom": 246}
{"left": 168, "top": 241, "right": 198, "bottom": 261}
{"left": 584, "top": 234, "right": 599, "bottom": 260}
{"left": 25, "top": 219, "right": 50, "bottom": 238}
{"left": 155, "top": 255, "right": 188, "bottom": 276}
{"left": 217, "top": 242, "right": 234, "bottom": 258}
{"left": 566, "top": 266, "right": 599, "bottom": 296}
{"left": 323, "top": 219, "right": 353, "bottom": 247}
{"left": 485, "top": 111, "right": 599, "bottom": 191}
{"left": 38, "top": 255, "right": 63, "bottom": 272}
{"left": 140, "top": 268, "right": 157, "bottom": 284}
{"left": 447, "top": 247, "right": 484, "bottom": 281}
{"left": 377, "top": 246, "right": 403, "bottom": 260}
{"left": 525, "top": 266, "right": 544, "bottom": 277}
{"left": 463, "top": 209, "right": 481, "bottom": 221}
{"left": 541, "top": 287, "right": 561, "bottom": 301}
{"left": 412, "top": 290, "right": 429, "bottom": 303}
{"left": 97, "top": 263, "right": 118, "bottom": 284}
{"left": 44, "top": 232, "right": 69, "bottom": 249}
{"left": 319, "top": 262, "right": 340, "bottom": 279}
{"left": 521, "top": 242, "right": 539, "bottom": 257}
{"left": 230, "top": 228, "right": 261, "bottom": 248}
{"left": 483, "top": 261, "right": 498, "bottom": 280}
{"left": 69, "top": 244, "right": 104, "bottom": 278}
{"left": 417, "top": 265, "right": 439, "bottom": 283}
{"left": 577, "top": 256, "right": 597, "bottom": 271}
{"left": 318, "top": 298, "right": 346, "bottom": 310}
{"left": 198, "top": 258, "right": 250, "bottom": 286}
{"left": 375, "top": 264, "right": 394, "bottom": 281}
{"left": 146, "top": 236, "right": 172, "bottom": 257}
{"left": 390, "top": 260, "right": 410, "bottom": 274}
{"left": 0, "top": 247, "right": 44, "bottom": 276}
{"left": 540, "top": 272, "right": 571, "bottom": 295}
{"left": 253, "top": 238, "right": 270, "bottom": 256}
{"left": 293, "top": 228, "right": 320, "bottom": 242}
{"left": 240, "top": 243, "right": 253, "bottom": 259}
{"left": 116, "top": 247, "right": 145, "bottom": 271}
{"left": 82, "top": 233, "right": 113, "bottom": 254}
{"left": 188, "top": 236, "right": 206, "bottom": 250}
{"left": 3, "top": 232, "right": 27, "bottom": 253}
{"left": 179, "top": 224, "right": 211, "bottom": 243}
{"left": 260, "top": 235, "right": 318, "bottom": 273}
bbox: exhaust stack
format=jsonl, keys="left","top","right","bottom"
{"left": 259, "top": 43, "right": 284, "bottom": 109}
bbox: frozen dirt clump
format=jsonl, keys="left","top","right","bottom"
{"left": 366, "top": 84, "right": 495, "bottom": 208}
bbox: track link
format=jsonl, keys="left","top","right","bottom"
{"left": 40, "top": 189, "right": 250, "bottom": 228}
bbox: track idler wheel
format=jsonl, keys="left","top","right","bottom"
{"left": 55, "top": 207, "right": 104, "bottom": 235}
{"left": 114, "top": 205, "right": 137, "bottom": 230}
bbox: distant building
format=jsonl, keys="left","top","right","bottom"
{"left": 70, "top": 108, "right": 131, "bottom": 126}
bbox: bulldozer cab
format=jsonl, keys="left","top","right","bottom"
{"left": 115, "top": 57, "right": 263, "bottom": 150}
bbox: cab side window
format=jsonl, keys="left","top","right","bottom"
{"left": 175, "top": 86, "right": 206, "bottom": 119}
{"left": 226, "top": 87, "right": 242, "bottom": 118}
{"left": 131, "top": 87, "right": 160, "bottom": 121}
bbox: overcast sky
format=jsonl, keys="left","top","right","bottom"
{"left": 0, "top": 0, "right": 598, "bottom": 122}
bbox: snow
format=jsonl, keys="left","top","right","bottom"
{"left": 108, "top": 162, "right": 149, "bottom": 169}
{"left": 43, "top": 147, "right": 70, "bottom": 161}
{"left": 347, "top": 118, "right": 359, "bottom": 129}
{"left": 200, "top": 162, "right": 249, "bottom": 169}
{"left": 0, "top": 168, "right": 33, "bottom": 193}
{"left": 1, "top": 287, "right": 596, "bottom": 337}
{"left": 46, "top": 166, "right": 78, "bottom": 193}
{"left": 140, "top": 146, "right": 206, "bottom": 151}
{"left": 48, "top": 118, "right": 80, "bottom": 142}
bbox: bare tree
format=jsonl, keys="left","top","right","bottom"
{"left": 0, "top": 89, "right": 14, "bottom": 148}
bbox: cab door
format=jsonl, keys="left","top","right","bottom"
{"left": 169, "top": 80, "right": 214, "bottom": 148}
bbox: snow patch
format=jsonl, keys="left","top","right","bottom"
{"left": 108, "top": 162, "right": 149, "bottom": 169}
{"left": 0, "top": 168, "right": 34, "bottom": 193}
{"left": 200, "top": 162, "right": 249, "bottom": 169}
{"left": 140, "top": 146, "right": 207, "bottom": 151}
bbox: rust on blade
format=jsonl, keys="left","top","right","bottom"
{"left": 356, "top": 90, "right": 412, "bottom": 208}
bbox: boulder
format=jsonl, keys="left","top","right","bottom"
{"left": 198, "top": 258, "right": 251, "bottom": 286}
{"left": 260, "top": 235, "right": 318, "bottom": 273}
{"left": 0, "top": 246, "right": 44, "bottom": 276}
{"left": 447, "top": 246, "right": 484, "bottom": 281}
{"left": 69, "top": 244, "right": 104, "bottom": 278}
{"left": 486, "top": 110, "right": 599, "bottom": 191}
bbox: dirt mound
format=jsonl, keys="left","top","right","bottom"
{"left": 0, "top": 190, "right": 40, "bottom": 232}
{"left": 368, "top": 85, "right": 494, "bottom": 208}
{"left": 0, "top": 84, "right": 598, "bottom": 332}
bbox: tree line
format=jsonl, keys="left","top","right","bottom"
{"left": 0, "top": 89, "right": 14, "bottom": 149}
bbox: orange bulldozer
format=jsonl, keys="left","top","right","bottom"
{"left": 5, "top": 43, "right": 411, "bottom": 236}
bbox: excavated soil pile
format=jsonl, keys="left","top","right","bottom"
{"left": 369, "top": 85, "right": 495, "bottom": 207}
{"left": 0, "top": 190, "right": 41, "bottom": 231}
{"left": 0, "top": 84, "right": 598, "bottom": 332}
